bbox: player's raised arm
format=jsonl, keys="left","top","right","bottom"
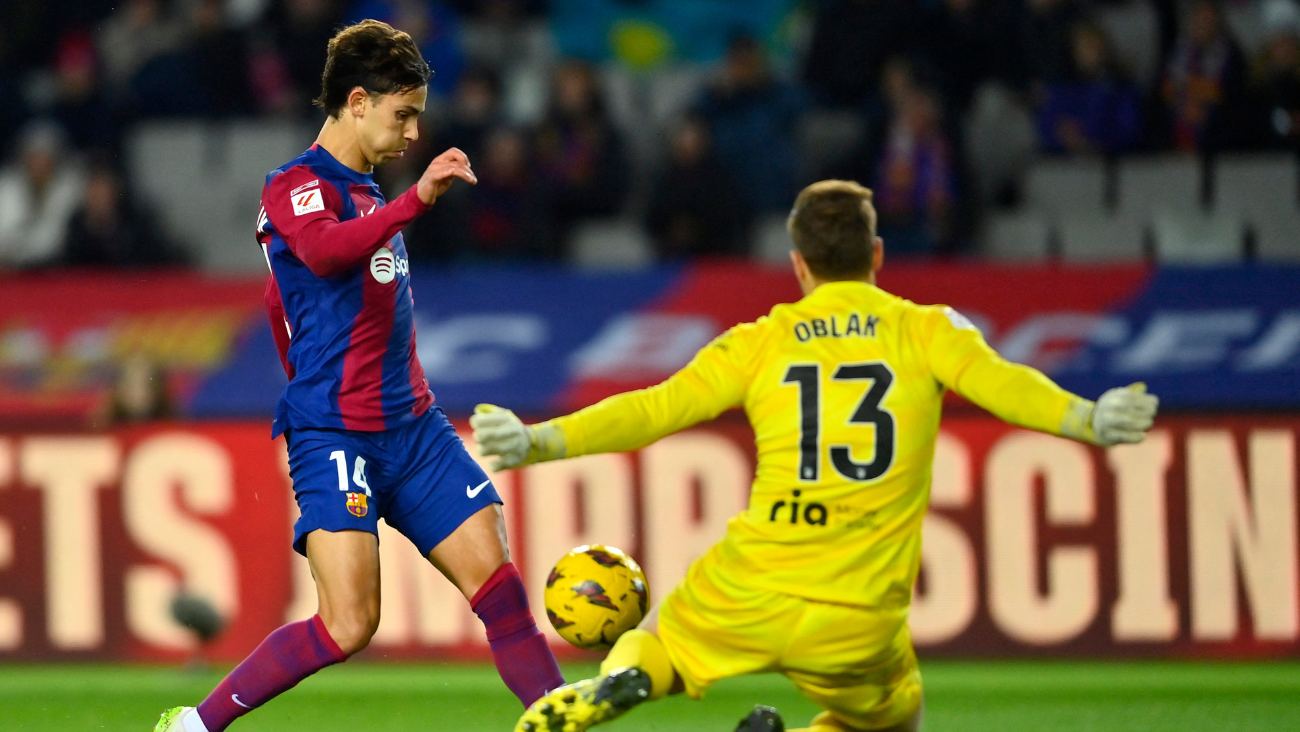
{"left": 472, "top": 326, "right": 755, "bottom": 470}
{"left": 264, "top": 149, "right": 473, "bottom": 278}
{"left": 918, "top": 306, "right": 1158, "bottom": 445}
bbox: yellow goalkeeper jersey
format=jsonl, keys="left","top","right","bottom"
{"left": 550, "top": 280, "right": 1094, "bottom": 609}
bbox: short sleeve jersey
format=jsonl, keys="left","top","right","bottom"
{"left": 257, "top": 145, "right": 433, "bottom": 437}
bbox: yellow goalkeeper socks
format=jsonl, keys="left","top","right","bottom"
{"left": 599, "top": 629, "right": 675, "bottom": 700}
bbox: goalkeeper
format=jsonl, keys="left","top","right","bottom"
{"left": 473, "top": 180, "right": 1158, "bottom": 732}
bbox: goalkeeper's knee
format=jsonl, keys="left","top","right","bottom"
{"left": 600, "top": 629, "right": 676, "bottom": 700}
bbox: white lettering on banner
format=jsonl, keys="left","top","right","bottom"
{"left": 911, "top": 432, "right": 977, "bottom": 645}
{"left": 122, "top": 434, "right": 238, "bottom": 650}
{"left": 641, "top": 433, "right": 750, "bottom": 595}
{"left": 1189, "top": 430, "right": 1299, "bottom": 641}
{"left": 417, "top": 314, "right": 548, "bottom": 384}
{"left": 570, "top": 314, "right": 718, "bottom": 380}
{"left": 0, "top": 438, "right": 19, "bottom": 650}
{"left": 20, "top": 437, "right": 119, "bottom": 650}
{"left": 1109, "top": 432, "right": 1179, "bottom": 641}
{"left": 995, "top": 313, "right": 1129, "bottom": 372}
{"left": 1113, "top": 310, "right": 1258, "bottom": 373}
{"left": 1236, "top": 311, "right": 1300, "bottom": 371}
{"left": 524, "top": 455, "right": 634, "bottom": 640}
{"left": 986, "top": 432, "right": 1098, "bottom": 645}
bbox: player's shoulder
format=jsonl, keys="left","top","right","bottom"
{"left": 263, "top": 151, "right": 342, "bottom": 216}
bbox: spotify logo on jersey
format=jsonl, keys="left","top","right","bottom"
{"left": 370, "top": 249, "right": 396, "bottom": 283}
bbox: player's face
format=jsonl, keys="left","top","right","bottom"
{"left": 358, "top": 86, "right": 427, "bottom": 166}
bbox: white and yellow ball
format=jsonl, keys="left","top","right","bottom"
{"left": 543, "top": 545, "right": 649, "bottom": 651}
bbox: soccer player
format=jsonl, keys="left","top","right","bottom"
{"left": 472, "top": 180, "right": 1159, "bottom": 732}
{"left": 154, "top": 20, "right": 564, "bottom": 732}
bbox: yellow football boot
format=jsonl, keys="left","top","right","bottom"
{"left": 514, "top": 667, "right": 652, "bottom": 732}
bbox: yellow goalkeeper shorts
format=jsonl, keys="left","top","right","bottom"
{"left": 657, "top": 548, "right": 922, "bottom": 731}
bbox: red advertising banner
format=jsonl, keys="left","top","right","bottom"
{"left": 0, "top": 415, "right": 1296, "bottom": 661}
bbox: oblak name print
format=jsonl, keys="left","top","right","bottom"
{"left": 793, "top": 312, "right": 880, "bottom": 343}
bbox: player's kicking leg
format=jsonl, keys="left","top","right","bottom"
{"left": 155, "top": 529, "right": 375, "bottom": 732}
{"left": 424, "top": 503, "right": 565, "bottom": 706}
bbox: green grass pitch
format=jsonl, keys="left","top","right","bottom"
{"left": 3, "top": 659, "right": 1298, "bottom": 731}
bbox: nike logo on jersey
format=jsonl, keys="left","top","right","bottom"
{"left": 231, "top": 694, "right": 252, "bottom": 709}
{"left": 467, "top": 479, "right": 491, "bottom": 498}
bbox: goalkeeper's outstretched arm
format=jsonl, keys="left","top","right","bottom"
{"left": 921, "top": 307, "right": 1158, "bottom": 446}
{"left": 471, "top": 327, "right": 753, "bottom": 471}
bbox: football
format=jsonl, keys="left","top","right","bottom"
{"left": 543, "top": 544, "right": 650, "bottom": 650}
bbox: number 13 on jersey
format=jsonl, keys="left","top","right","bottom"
{"left": 782, "top": 361, "right": 896, "bottom": 483}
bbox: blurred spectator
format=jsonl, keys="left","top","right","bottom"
{"left": 645, "top": 116, "right": 749, "bottom": 259}
{"left": 1019, "top": 0, "right": 1084, "bottom": 86}
{"left": 345, "top": 0, "right": 465, "bottom": 98}
{"left": 442, "top": 126, "right": 554, "bottom": 259}
{"left": 436, "top": 66, "right": 504, "bottom": 163}
{"left": 534, "top": 61, "right": 630, "bottom": 239}
{"left": 1036, "top": 23, "right": 1142, "bottom": 155}
{"left": 696, "top": 35, "right": 804, "bottom": 213}
{"left": 871, "top": 67, "right": 959, "bottom": 255}
{"left": 62, "top": 160, "right": 188, "bottom": 267}
{"left": 103, "top": 354, "right": 175, "bottom": 424}
{"left": 269, "top": 0, "right": 342, "bottom": 116}
{"left": 803, "top": 0, "right": 924, "bottom": 108}
{"left": 1159, "top": 0, "right": 1248, "bottom": 151}
{"left": 96, "top": 0, "right": 185, "bottom": 99}
{"left": 191, "top": 0, "right": 255, "bottom": 117}
{"left": 1248, "top": 0, "right": 1300, "bottom": 149}
{"left": 0, "top": 122, "right": 86, "bottom": 268}
{"left": 48, "top": 31, "right": 119, "bottom": 153}
{"left": 927, "top": 0, "right": 1024, "bottom": 112}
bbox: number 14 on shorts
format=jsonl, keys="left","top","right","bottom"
{"left": 329, "top": 450, "right": 372, "bottom": 496}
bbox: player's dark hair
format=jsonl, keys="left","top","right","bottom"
{"left": 316, "top": 20, "right": 432, "bottom": 118}
{"left": 787, "top": 180, "right": 877, "bottom": 280}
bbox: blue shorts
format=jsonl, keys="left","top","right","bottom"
{"left": 285, "top": 406, "right": 502, "bottom": 557}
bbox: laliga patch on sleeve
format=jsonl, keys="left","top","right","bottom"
{"left": 944, "top": 307, "right": 978, "bottom": 331}
{"left": 292, "top": 188, "right": 325, "bottom": 216}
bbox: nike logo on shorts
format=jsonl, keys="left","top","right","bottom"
{"left": 232, "top": 694, "right": 252, "bottom": 709}
{"left": 467, "top": 479, "right": 490, "bottom": 498}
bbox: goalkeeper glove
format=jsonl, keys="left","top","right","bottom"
{"left": 1091, "top": 382, "right": 1159, "bottom": 446}
{"left": 470, "top": 404, "right": 567, "bottom": 471}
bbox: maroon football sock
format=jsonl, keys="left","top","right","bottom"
{"left": 471, "top": 562, "right": 565, "bottom": 707}
{"left": 196, "top": 614, "right": 347, "bottom": 731}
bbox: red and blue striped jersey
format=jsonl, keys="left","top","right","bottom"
{"left": 257, "top": 144, "right": 434, "bottom": 437}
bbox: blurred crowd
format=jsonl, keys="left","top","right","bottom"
{"left": 0, "top": 0, "right": 1298, "bottom": 268}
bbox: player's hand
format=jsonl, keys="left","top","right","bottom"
{"left": 416, "top": 147, "right": 476, "bottom": 205}
{"left": 471, "top": 404, "right": 531, "bottom": 470}
{"left": 471, "top": 404, "right": 568, "bottom": 471}
{"left": 1091, "top": 383, "right": 1159, "bottom": 446}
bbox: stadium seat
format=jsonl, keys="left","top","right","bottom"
{"left": 1058, "top": 215, "right": 1146, "bottom": 262}
{"left": 797, "top": 110, "right": 867, "bottom": 182}
{"left": 752, "top": 214, "right": 794, "bottom": 264}
{"left": 982, "top": 211, "right": 1052, "bottom": 261}
{"left": 1213, "top": 153, "right": 1300, "bottom": 261}
{"left": 964, "top": 84, "right": 1036, "bottom": 205}
{"left": 126, "top": 122, "right": 214, "bottom": 262}
{"left": 1096, "top": 2, "right": 1161, "bottom": 88}
{"left": 1024, "top": 158, "right": 1108, "bottom": 217}
{"left": 1116, "top": 155, "right": 1202, "bottom": 218}
{"left": 648, "top": 65, "right": 708, "bottom": 128}
{"left": 1253, "top": 211, "right": 1300, "bottom": 261}
{"left": 569, "top": 218, "right": 655, "bottom": 269}
{"left": 1151, "top": 207, "right": 1245, "bottom": 264}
